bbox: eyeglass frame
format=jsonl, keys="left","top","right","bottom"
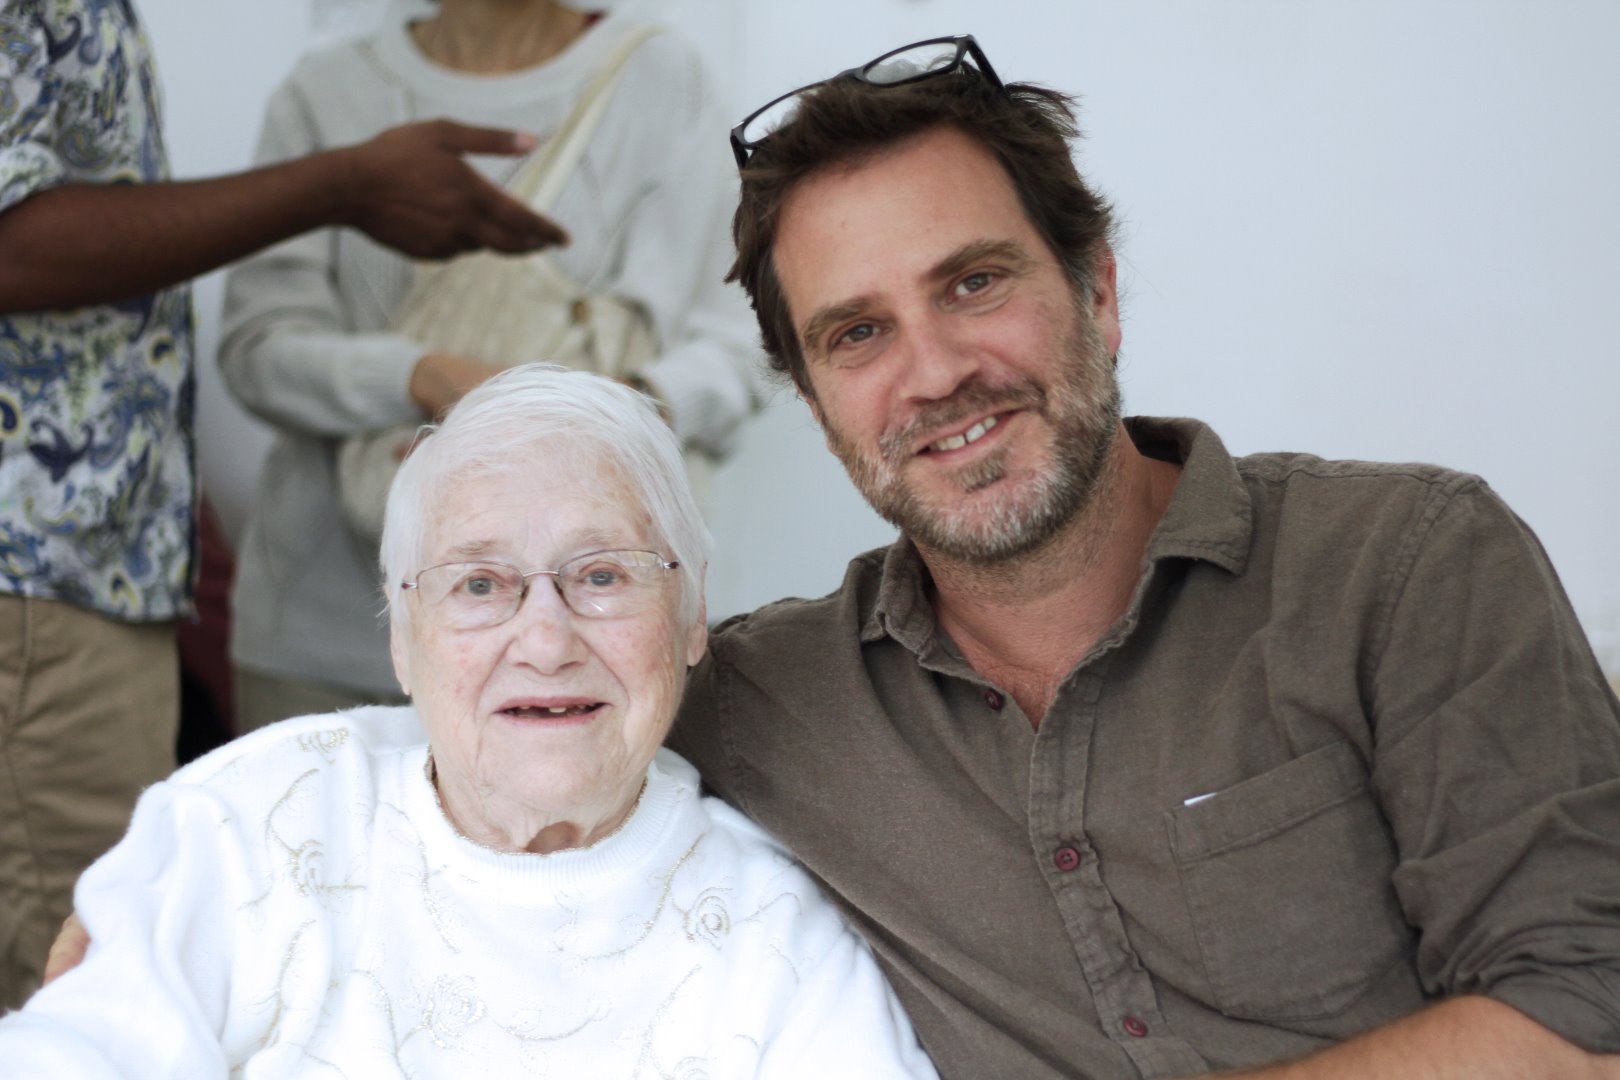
{"left": 729, "top": 34, "right": 1002, "bottom": 170}
{"left": 399, "top": 549, "right": 682, "bottom": 629}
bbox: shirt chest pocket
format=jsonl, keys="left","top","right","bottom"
{"left": 1165, "top": 739, "right": 1416, "bottom": 1022}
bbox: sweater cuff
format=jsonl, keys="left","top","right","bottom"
{"left": 638, "top": 343, "right": 755, "bottom": 458}
{"left": 328, "top": 330, "right": 427, "bottom": 426}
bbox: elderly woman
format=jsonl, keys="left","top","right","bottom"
{"left": 0, "top": 366, "right": 935, "bottom": 1078}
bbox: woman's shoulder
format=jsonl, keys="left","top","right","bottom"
{"left": 173, "top": 705, "right": 426, "bottom": 803}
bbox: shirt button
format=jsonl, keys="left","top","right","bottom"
{"left": 983, "top": 688, "right": 1004, "bottom": 710}
{"left": 1053, "top": 845, "right": 1081, "bottom": 872}
{"left": 1122, "top": 1016, "right": 1149, "bottom": 1038}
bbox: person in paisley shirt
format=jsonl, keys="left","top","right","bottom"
{"left": 0, "top": 0, "right": 563, "bottom": 1009}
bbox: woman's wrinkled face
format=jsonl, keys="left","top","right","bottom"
{"left": 392, "top": 454, "right": 705, "bottom": 845}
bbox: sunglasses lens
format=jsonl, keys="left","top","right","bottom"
{"left": 863, "top": 40, "right": 966, "bottom": 85}
{"left": 738, "top": 93, "right": 804, "bottom": 153}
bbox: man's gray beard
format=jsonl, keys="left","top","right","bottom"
{"left": 828, "top": 306, "right": 1122, "bottom": 564}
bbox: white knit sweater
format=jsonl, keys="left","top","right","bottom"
{"left": 0, "top": 707, "right": 936, "bottom": 1078}
{"left": 219, "top": 3, "right": 762, "bottom": 693}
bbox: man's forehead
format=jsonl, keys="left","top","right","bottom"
{"left": 772, "top": 126, "right": 1042, "bottom": 323}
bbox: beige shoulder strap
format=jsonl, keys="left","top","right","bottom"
{"left": 506, "top": 24, "right": 663, "bottom": 212}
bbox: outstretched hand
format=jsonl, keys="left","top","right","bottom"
{"left": 337, "top": 119, "right": 570, "bottom": 260}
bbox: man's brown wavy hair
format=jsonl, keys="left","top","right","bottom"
{"left": 726, "top": 69, "right": 1116, "bottom": 397}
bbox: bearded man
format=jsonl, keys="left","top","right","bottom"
{"left": 670, "top": 34, "right": 1620, "bottom": 1080}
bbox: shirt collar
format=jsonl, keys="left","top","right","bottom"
{"left": 861, "top": 417, "right": 1254, "bottom": 652}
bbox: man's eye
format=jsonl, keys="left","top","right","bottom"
{"left": 833, "top": 323, "right": 877, "bottom": 349}
{"left": 954, "top": 271, "right": 995, "bottom": 297}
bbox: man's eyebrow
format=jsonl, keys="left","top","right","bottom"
{"left": 929, "top": 238, "right": 1036, "bottom": 284}
{"left": 800, "top": 296, "right": 876, "bottom": 358}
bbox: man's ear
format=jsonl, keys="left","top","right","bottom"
{"left": 1089, "top": 246, "right": 1123, "bottom": 356}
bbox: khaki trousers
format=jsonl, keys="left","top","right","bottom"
{"left": 0, "top": 596, "right": 177, "bottom": 1009}
{"left": 234, "top": 667, "right": 407, "bottom": 733}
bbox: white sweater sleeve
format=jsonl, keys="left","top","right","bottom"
{"left": 756, "top": 926, "right": 941, "bottom": 1080}
{"left": 216, "top": 73, "right": 425, "bottom": 439}
{"left": 583, "top": 31, "right": 766, "bottom": 457}
{"left": 0, "top": 783, "right": 251, "bottom": 1079}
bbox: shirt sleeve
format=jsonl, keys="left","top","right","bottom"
{"left": 1367, "top": 476, "right": 1620, "bottom": 1052}
{"left": 582, "top": 30, "right": 765, "bottom": 458}
{"left": 0, "top": 782, "right": 246, "bottom": 1078}
{"left": 215, "top": 72, "right": 424, "bottom": 438}
{"left": 0, "top": 10, "right": 68, "bottom": 213}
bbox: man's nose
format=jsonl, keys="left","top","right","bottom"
{"left": 893, "top": 310, "right": 984, "bottom": 403}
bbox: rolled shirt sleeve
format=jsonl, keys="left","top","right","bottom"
{"left": 1368, "top": 475, "right": 1620, "bottom": 1051}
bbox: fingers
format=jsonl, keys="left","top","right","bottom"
{"left": 476, "top": 195, "right": 570, "bottom": 254}
{"left": 431, "top": 119, "right": 539, "bottom": 157}
{"left": 42, "top": 912, "right": 91, "bottom": 986}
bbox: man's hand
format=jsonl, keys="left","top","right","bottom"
{"left": 42, "top": 913, "right": 90, "bottom": 986}
{"left": 408, "top": 352, "right": 506, "bottom": 419}
{"left": 336, "top": 120, "right": 569, "bottom": 260}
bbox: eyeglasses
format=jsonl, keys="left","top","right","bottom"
{"left": 401, "top": 549, "right": 680, "bottom": 630}
{"left": 730, "top": 34, "right": 1001, "bottom": 170}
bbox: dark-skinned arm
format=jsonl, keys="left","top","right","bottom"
{"left": 0, "top": 118, "right": 567, "bottom": 314}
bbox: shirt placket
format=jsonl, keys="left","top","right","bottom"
{"left": 1026, "top": 648, "right": 1209, "bottom": 1079}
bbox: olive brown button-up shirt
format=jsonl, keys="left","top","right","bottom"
{"left": 671, "top": 417, "right": 1620, "bottom": 1078}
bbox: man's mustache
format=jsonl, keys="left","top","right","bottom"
{"left": 878, "top": 378, "right": 1046, "bottom": 462}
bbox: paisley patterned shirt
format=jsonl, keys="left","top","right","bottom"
{"left": 0, "top": 0, "right": 194, "bottom": 620}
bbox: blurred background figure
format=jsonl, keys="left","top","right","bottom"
{"left": 0, "top": 0, "right": 563, "bottom": 1010}
{"left": 219, "top": 0, "right": 762, "bottom": 730}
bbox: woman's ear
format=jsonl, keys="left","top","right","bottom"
{"left": 686, "top": 599, "right": 709, "bottom": 668}
{"left": 389, "top": 616, "right": 412, "bottom": 697}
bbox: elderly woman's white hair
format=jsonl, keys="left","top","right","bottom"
{"left": 379, "top": 363, "right": 711, "bottom": 630}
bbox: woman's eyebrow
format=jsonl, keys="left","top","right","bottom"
{"left": 448, "top": 539, "right": 501, "bottom": 560}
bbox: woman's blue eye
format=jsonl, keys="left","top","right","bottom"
{"left": 584, "top": 568, "right": 624, "bottom": 588}
{"left": 462, "top": 576, "right": 497, "bottom": 597}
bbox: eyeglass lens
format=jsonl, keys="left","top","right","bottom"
{"left": 862, "top": 39, "right": 968, "bottom": 85}
{"left": 415, "top": 551, "right": 669, "bottom": 628}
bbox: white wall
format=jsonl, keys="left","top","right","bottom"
{"left": 142, "top": 0, "right": 1619, "bottom": 678}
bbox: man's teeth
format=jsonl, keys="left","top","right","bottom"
{"left": 930, "top": 415, "right": 998, "bottom": 453}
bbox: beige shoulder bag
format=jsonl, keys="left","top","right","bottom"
{"left": 337, "top": 25, "right": 662, "bottom": 546}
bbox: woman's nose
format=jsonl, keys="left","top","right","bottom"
{"left": 504, "top": 578, "right": 587, "bottom": 672}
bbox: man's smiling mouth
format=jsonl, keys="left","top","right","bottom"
{"left": 928, "top": 415, "right": 999, "bottom": 454}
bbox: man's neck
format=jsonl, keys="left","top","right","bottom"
{"left": 921, "top": 423, "right": 1182, "bottom": 724}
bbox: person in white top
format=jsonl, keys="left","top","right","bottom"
{"left": 221, "top": 0, "right": 763, "bottom": 725}
{"left": 0, "top": 365, "right": 935, "bottom": 1078}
